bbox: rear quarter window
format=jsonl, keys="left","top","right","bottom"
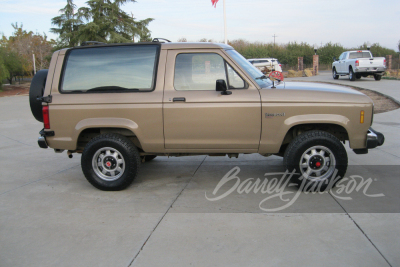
{"left": 349, "top": 52, "right": 372, "bottom": 59}
{"left": 60, "top": 44, "right": 159, "bottom": 93}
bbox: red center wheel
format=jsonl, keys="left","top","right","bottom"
{"left": 269, "top": 71, "right": 284, "bottom": 81}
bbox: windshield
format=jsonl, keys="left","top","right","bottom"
{"left": 226, "top": 50, "right": 272, "bottom": 88}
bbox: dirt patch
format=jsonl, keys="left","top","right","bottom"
{"left": 0, "top": 83, "right": 30, "bottom": 97}
{"left": 352, "top": 87, "right": 400, "bottom": 114}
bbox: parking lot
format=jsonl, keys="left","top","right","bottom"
{"left": 1, "top": 73, "right": 399, "bottom": 266}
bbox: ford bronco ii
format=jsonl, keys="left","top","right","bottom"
{"left": 29, "top": 40, "right": 384, "bottom": 191}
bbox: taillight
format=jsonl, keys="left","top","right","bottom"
{"left": 43, "top": 106, "right": 50, "bottom": 129}
{"left": 279, "top": 64, "right": 282, "bottom": 67}
{"left": 355, "top": 60, "right": 359, "bottom": 67}
{"left": 384, "top": 59, "right": 386, "bottom": 67}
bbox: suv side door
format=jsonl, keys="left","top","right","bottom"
{"left": 163, "top": 49, "right": 261, "bottom": 152}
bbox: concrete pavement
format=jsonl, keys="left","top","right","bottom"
{"left": 0, "top": 76, "right": 399, "bottom": 266}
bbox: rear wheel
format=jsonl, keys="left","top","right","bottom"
{"left": 81, "top": 133, "right": 140, "bottom": 190}
{"left": 374, "top": 74, "right": 382, "bottom": 81}
{"left": 332, "top": 68, "right": 339, "bottom": 79}
{"left": 349, "top": 68, "right": 356, "bottom": 81}
{"left": 283, "top": 131, "right": 348, "bottom": 191}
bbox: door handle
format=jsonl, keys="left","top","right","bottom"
{"left": 173, "top": 97, "right": 186, "bottom": 102}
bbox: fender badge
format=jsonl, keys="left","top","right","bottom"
{"left": 265, "top": 112, "right": 285, "bottom": 118}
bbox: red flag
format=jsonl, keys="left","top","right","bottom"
{"left": 211, "top": 0, "right": 219, "bottom": 7}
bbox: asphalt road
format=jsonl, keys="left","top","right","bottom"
{"left": 0, "top": 76, "right": 399, "bottom": 267}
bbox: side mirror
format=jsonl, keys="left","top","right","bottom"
{"left": 333, "top": 57, "right": 337, "bottom": 61}
{"left": 216, "top": 79, "right": 231, "bottom": 95}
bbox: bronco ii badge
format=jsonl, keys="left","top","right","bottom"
{"left": 265, "top": 112, "right": 285, "bottom": 118}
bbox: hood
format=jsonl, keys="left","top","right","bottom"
{"left": 260, "top": 81, "right": 372, "bottom": 104}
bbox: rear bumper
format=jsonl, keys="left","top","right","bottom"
{"left": 353, "top": 127, "right": 385, "bottom": 154}
{"left": 37, "top": 128, "right": 55, "bottom": 149}
{"left": 38, "top": 136, "right": 48, "bottom": 149}
{"left": 354, "top": 67, "right": 386, "bottom": 73}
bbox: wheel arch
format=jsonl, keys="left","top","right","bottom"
{"left": 74, "top": 118, "right": 144, "bottom": 151}
{"left": 276, "top": 116, "right": 350, "bottom": 156}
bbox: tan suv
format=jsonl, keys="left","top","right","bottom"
{"left": 29, "top": 40, "right": 384, "bottom": 191}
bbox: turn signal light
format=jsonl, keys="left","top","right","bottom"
{"left": 360, "top": 110, "right": 364, "bottom": 124}
{"left": 355, "top": 60, "right": 359, "bottom": 67}
{"left": 43, "top": 106, "right": 50, "bottom": 129}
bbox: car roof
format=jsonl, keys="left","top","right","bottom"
{"left": 160, "top": 42, "right": 233, "bottom": 50}
{"left": 247, "top": 58, "right": 278, "bottom": 61}
{"left": 347, "top": 50, "right": 371, "bottom": 53}
{"left": 59, "top": 42, "right": 234, "bottom": 55}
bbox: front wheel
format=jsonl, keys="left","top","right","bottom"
{"left": 283, "top": 131, "right": 348, "bottom": 191}
{"left": 374, "top": 74, "right": 382, "bottom": 81}
{"left": 332, "top": 68, "right": 339, "bottom": 79}
{"left": 81, "top": 133, "right": 140, "bottom": 190}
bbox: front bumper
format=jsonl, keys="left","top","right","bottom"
{"left": 353, "top": 127, "right": 385, "bottom": 154}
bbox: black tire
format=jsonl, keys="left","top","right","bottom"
{"left": 140, "top": 155, "right": 157, "bottom": 162}
{"left": 356, "top": 74, "right": 361, "bottom": 79}
{"left": 349, "top": 68, "right": 356, "bottom": 81}
{"left": 29, "top": 69, "right": 48, "bottom": 122}
{"left": 374, "top": 74, "right": 382, "bottom": 81}
{"left": 81, "top": 133, "right": 140, "bottom": 191}
{"left": 332, "top": 68, "right": 339, "bottom": 79}
{"left": 283, "top": 130, "right": 348, "bottom": 191}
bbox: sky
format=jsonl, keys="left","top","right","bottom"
{"left": 0, "top": 0, "right": 399, "bottom": 51}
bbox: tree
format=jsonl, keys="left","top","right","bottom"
{"left": 1, "top": 49, "right": 24, "bottom": 84}
{"left": 0, "top": 48, "right": 10, "bottom": 88}
{"left": 51, "top": 0, "right": 82, "bottom": 47}
{"left": 318, "top": 42, "right": 345, "bottom": 65}
{"left": 135, "top": 18, "right": 153, "bottom": 42}
{"left": 76, "top": 0, "right": 153, "bottom": 43}
{"left": 0, "top": 24, "right": 53, "bottom": 83}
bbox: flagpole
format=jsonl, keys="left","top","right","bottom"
{"left": 223, "top": 0, "right": 227, "bottom": 44}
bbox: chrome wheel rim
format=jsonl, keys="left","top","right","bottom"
{"left": 333, "top": 69, "right": 336, "bottom": 78}
{"left": 349, "top": 70, "right": 353, "bottom": 79}
{"left": 299, "top": 145, "right": 336, "bottom": 181}
{"left": 92, "top": 147, "right": 125, "bottom": 181}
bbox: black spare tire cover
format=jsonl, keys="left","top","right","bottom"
{"left": 29, "top": 69, "right": 48, "bottom": 122}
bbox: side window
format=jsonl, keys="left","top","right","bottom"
{"left": 61, "top": 45, "right": 159, "bottom": 92}
{"left": 227, "top": 64, "right": 245, "bottom": 89}
{"left": 174, "top": 53, "right": 246, "bottom": 91}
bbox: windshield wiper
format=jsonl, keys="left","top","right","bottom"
{"left": 255, "top": 75, "right": 269, "bottom": 80}
{"left": 85, "top": 86, "right": 139, "bottom": 92}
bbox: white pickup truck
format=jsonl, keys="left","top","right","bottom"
{"left": 332, "top": 50, "right": 386, "bottom": 81}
